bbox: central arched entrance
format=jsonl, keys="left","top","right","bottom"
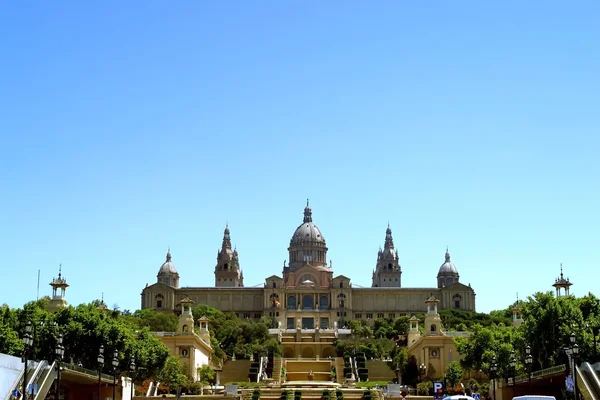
{"left": 301, "top": 347, "right": 315, "bottom": 358}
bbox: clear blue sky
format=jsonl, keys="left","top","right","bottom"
{"left": 1, "top": 1, "right": 598, "bottom": 314}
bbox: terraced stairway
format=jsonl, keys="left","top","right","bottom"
{"left": 220, "top": 360, "right": 252, "bottom": 384}
{"left": 272, "top": 358, "right": 283, "bottom": 383}
{"left": 366, "top": 360, "right": 395, "bottom": 382}
{"left": 285, "top": 359, "right": 333, "bottom": 382}
{"left": 335, "top": 357, "right": 345, "bottom": 384}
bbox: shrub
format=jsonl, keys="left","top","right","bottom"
{"left": 417, "top": 381, "right": 432, "bottom": 396}
{"left": 252, "top": 388, "right": 261, "bottom": 400}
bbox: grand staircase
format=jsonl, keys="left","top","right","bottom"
{"left": 219, "top": 360, "right": 252, "bottom": 384}
{"left": 285, "top": 359, "right": 333, "bottom": 382}
{"left": 334, "top": 357, "right": 345, "bottom": 384}
{"left": 272, "top": 358, "right": 283, "bottom": 383}
{"left": 366, "top": 360, "right": 395, "bottom": 382}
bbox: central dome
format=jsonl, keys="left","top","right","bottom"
{"left": 290, "top": 202, "right": 325, "bottom": 244}
{"left": 287, "top": 201, "right": 328, "bottom": 270}
{"left": 158, "top": 249, "right": 178, "bottom": 275}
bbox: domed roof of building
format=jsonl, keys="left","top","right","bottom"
{"left": 438, "top": 248, "right": 458, "bottom": 276}
{"left": 158, "top": 249, "right": 179, "bottom": 275}
{"left": 290, "top": 200, "right": 325, "bottom": 245}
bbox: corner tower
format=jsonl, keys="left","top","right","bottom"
{"left": 214, "top": 225, "right": 244, "bottom": 287}
{"left": 372, "top": 224, "right": 402, "bottom": 287}
{"left": 286, "top": 200, "right": 328, "bottom": 271}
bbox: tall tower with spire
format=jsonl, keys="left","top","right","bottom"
{"left": 372, "top": 224, "right": 402, "bottom": 287}
{"left": 214, "top": 225, "right": 244, "bottom": 287}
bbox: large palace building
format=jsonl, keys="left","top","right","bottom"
{"left": 141, "top": 203, "right": 476, "bottom": 329}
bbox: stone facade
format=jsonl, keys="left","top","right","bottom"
{"left": 406, "top": 296, "right": 470, "bottom": 380}
{"left": 141, "top": 202, "right": 476, "bottom": 328}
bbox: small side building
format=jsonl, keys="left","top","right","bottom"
{"left": 153, "top": 296, "right": 214, "bottom": 382}
{"left": 406, "top": 295, "right": 470, "bottom": 380}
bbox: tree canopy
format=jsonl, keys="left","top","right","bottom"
{"left": 191, "top": 304, "right": 281, "bottom": 360}
{"left": 455, "top": 291, "right": 600, "bottom": 376}
{"left": 1, "top": 299, "right": 171, "bottom": 383}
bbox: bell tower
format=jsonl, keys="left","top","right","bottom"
{"left": 214, "top": 225, "right": 244, "bottom": 287}
{"left": 424, "top": 295, "right": 442, "bottom": 336}
{"left": 371, "top": 224, "right": 402, "bottom": 287}
{"left": 178, "top": 296, "right": 196, "bottom": 334}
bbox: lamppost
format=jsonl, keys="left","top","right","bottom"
{"left": 55, "top": 333, "right": 64, "bottom": 400}
{"left": 129, "top": 358, "right": 136, "bottom": 400}
{"left": 22, "top": 320, "right": 33, "bottom": 400}
{"left": 564, "top": 332, "right": 579, "bottom": 399}
{"left": 112, "top": 349, "right": 119, "bottom": 400}
{"left": 419, "top": 363, "right": 427, "bottom": 382}
{"left": 32, "top": 321, "right": 44, "bottom": 362}
{"left": 509, "top": 350, "right": 516, "bottom": 397}
{"left": 490, "top": 356, "right": 498, "bottom": 400}
{"left": 525, "top": 345, "right": 533, "bottom": 392}
{"left": 97, "top": 344, "right": 104, "bottom": 400}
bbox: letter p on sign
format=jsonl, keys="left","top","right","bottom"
{"left": 433, "top": 382, "right": 443, "bottom": 393}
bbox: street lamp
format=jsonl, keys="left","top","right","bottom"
{"left": 509, "top": 350, "right": 516, "bottom": 397}
{"left": 525, "top": 345, "right": 533, "bottom": 392}
{"left": 490, "top": 356, "right": 498, "bottom": 400}
{"left": 97, "top": 344, "right": 104, "bottom": 400}
{"left": 22, "top": 320, "right": 33, "bottom": 400}
{"left": 565, "top": 333, "right": 579, "bottom": 399}
{"left": 112, "top": 349, "right": 119, "bottom": 400}
{"left": 419, "top": 363, "right": 427, "bottom": 382}
{"left": 129, "top": 358, "right": 136, "bottom": 400}
{"left": 55, "top": 333, "right": 64, "bottom": 400}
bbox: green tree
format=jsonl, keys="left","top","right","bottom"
{"left": 129, "top": 309, "right": 178, "bottom": 332}
{"left": 445, "top": 361, "right": 463, "bottom": 390}
{"left": 389, "top": 346, "right": 408, "bottom": 385}
{"left": 520, "top": 292, "right": 583, "bottom": 369}
{"left": 198, "top": 364, "right": 215, "bottom": 384}
{"left": 454, "top": 323, "right": 523, "bottom": 378}
{"left": 158, "top": 355, "right": 188, "bottom": 394}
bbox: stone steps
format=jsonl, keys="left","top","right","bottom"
{"left": 365, "top": 360, "right": 394, "bottom": 382}
{"left": 220, "top": 360, "right": 252, "bottom": 384}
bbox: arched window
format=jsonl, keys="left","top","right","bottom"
{"left": 287, "top": 296, "right": 296, "bottom": 310}
{"left": 155, "top": 294, "right": 164, "bottom": 309}
{"left": 453, "top": 294, "right": 462, "bottom": 309}
{"left": 182, "top": 324, "right": 188, "bottom": 333}
{"left": 272, "top": 281, "right": 276, "bottom": 288}
{"left": 302, "top": 295, "right": 314, "bottom": 310}
{"left": 339, "top": 281, "right": 344, "bottom": 288}
{"left": 337, "top": 293, "right": 346, "bottom": 308}
{"left": 388, "top": 263, "right": 392, "bottom": 270}
{"left": 319, "top": 295, "right": 329, "bottom": 310}
{"left": 431, "top": 324, "right": 437, "bottom": 332}
{"left": 224, "top": 263, "right": 228, "bottom": 270}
